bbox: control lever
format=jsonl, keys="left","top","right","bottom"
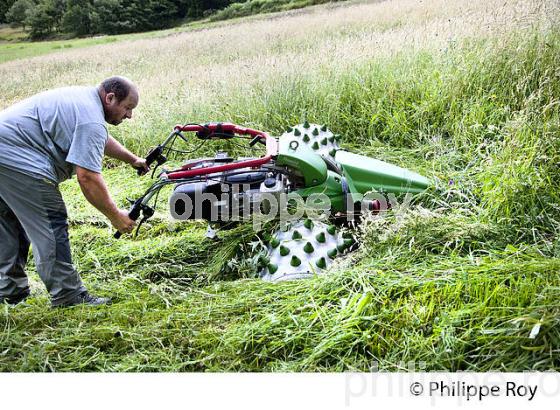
{"left": 196, "top": 123, "right": 235, "bottom": 140}
{"left": 135, "top": 145, "right": 167, "bottom": 176}
{"left": 249, "top": 135, "right": 266, "bottom": 147}
{"left": 113, "top": 197, "right": 154, "bottom": 239}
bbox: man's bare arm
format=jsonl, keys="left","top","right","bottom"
{"left": 75, "top": 166, "right": 135, "bottom": 234}
{"left": 105, "top": 135, "right": 149, "bottom": 174}
{"left": 105, "top": 135, "right": 136, "bottom": 163}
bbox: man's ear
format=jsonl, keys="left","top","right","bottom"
{"left": 105, "top": 92, "right": 116, "bottom": 105}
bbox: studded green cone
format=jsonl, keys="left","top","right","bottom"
{"left": 259, "top": 255, "right": 270, "bottom": 267}
{"left": 279, "top": 123, "right": 341, "bottom": 162}
{"left": 316, "top": 257, "right": 327, "bottom": 269}
{"left": 290, "top": 256, "right": 302, "bottom": 267}
{"left": 260, "top": 220, "right": 347, "bottom": 282}
{"left": 343, "top": 238, "right": 355, "bottom": 248}
{"left": 259, "top": 122, "right": 358, "bottom": 282}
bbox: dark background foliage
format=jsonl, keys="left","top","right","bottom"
{"left": 1, "top": 0, "right": 246, "bottom": 38}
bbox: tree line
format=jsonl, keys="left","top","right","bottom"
{"left": 0, "top": 0, "right": 239, "bottom": 39}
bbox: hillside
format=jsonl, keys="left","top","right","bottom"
{"left": 0, "top": 0, "right": 559, "bottom": 371}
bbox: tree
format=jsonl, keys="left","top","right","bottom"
{"left": 44, "top": 0, "right": 66, "bottom": 31}
{"left": 0, "top": 0, "right": 17, "bottom": 23}
{"left": 89, "top": 0, "right": 178, "bottom": 35}
{"left": 9, "top": 0, "right": 241, "bottom": 38}
{"left": 171, "top": 1, "right": 237, "bottom": 19}
{"left": 146, "top": 0, "right": 178, "bottom": 30}
{"left": 5, "top": 0, "right": 34, "bottom": 29}
{"left": 25, "top": 2, "right": 56, "bottom": 38}
{"left": 23, "top": 0, "right": 69, "bottom": 38}
{"left": 90, "top": 0, "right": 123, "bottom": 34}
{"left": 62, "top": 0, "right": 94, "bottom": 36}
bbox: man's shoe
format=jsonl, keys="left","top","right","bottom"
{"left": 0, "top": 289, "right": 30, "bottom": 306}
{"left": 53, "top": 291, "right": 111, "bottom": 308}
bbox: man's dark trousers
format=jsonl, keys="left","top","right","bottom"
{"left": 0, "top": 165, "right": 86, "bottom": 305}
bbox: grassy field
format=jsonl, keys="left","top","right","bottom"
{"left": 0, "top": 1, "right": 356, "bottom": 65}
{"left": 0, "top": 25, "right": 209, "bottom": 65}
{"left": 1, "top": 0, "right": 560, "bottom": 371}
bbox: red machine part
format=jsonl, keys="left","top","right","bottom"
{"left": 166, "top": 123, "right": 278, "bottom": 180}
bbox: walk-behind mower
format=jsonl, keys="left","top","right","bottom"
{"left": 116, "top": 122, "right": 430, "bottom": 282}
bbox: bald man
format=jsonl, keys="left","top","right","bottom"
{"left": 0, "top": 76, "right": 149, "bottom": 307}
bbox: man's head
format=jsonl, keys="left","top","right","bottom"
{"left": 98, "top": 76, "right": 139, "bottom": 126}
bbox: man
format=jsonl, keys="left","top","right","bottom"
{"left": 0, "top": 76, "right": 149, "bottom": 307}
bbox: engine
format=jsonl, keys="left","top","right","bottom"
{"left": 169, "top": 152, "right": 286, "bottom": 223}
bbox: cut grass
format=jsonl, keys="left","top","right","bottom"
{"left": 2, "top": 251, "right": 558, "bottom": 371}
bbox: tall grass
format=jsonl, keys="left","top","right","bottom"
{"left": 0, "top": 0, "right": 559, "bottom": 371}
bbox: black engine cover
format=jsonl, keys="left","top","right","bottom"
{"left": 171, "top": 171, "right": 267, "bottom": 222}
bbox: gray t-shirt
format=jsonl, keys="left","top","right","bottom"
{"left": 0, "top": 86, "right": 108, "bottom": 183}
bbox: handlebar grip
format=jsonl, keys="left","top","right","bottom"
{"left": 113, "top": 202, "right": 143, "bottom": 239}
{"left": 145, "top": 146, "right": 164, "bottom": 167}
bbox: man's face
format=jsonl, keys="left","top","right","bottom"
{"left": 104, "top": 90, "right": 139, "bottom": 126}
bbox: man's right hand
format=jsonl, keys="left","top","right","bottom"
{"left": 110, "top": 209, "right": 136, "bottom": 234}
{"left": 75, "top": 166, "right": 137, "bottom": 235}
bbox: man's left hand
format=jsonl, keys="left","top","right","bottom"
{"left": 131, "top": 157, "right": 150, "bottom": 175}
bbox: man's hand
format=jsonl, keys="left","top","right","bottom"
{"left": 105, "top": 136, "right": 150, "bottom": 175}
{"left": 109, "top": 209, "right": 136, "bottom": 234}
{"left": 75, "top": 166, "right": 137, "bottom": 234}
{"left": 131, "top": 156, "right": 150, "bottom": 176}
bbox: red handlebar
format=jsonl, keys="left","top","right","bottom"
{"left": 165, "top": 123, "right": 278, "bottom": 180}
{"left": 174, "top": 122, "right": 263, "bottom": 137}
